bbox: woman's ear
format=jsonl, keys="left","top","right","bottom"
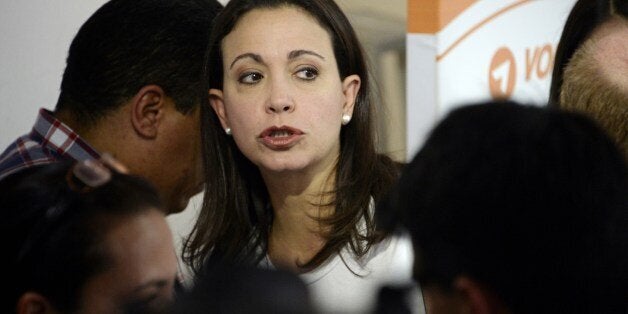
{"left": 16, "top": 292, "right": 55, "bottom": 314}
{"left": 208, "top": 89, "right": 229, "bottom": 130}
{"left": 341, "top": 74, "right": 361, "bottom": 117}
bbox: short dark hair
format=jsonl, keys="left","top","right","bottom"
{"left": 379, "top": 102, "right": 628, "bottom": 313}
{"left": 559, "top": 35, "right": 628, "bottom": 158}
{"left": 56, "top": 0, "right": 222, "bottom": 124}
{"left": 549, "top": 0, "right": 627, "bottom": 107}
{"left": 2, "top": 162, "right": 163, "bottom": 312}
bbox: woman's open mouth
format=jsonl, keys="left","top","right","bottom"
{"left": 259, "top": 126, "right": 304, "bottom": 150}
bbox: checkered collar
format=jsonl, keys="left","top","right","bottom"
{"left": 32, "top": 108, "right": 101, "bottom": 161}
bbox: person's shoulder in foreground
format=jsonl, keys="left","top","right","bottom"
{"left": 0, "top": 109, "right": 100, "bottom": 181}
{"left": 172, "top": 263, "right": 314, "bottom": 314}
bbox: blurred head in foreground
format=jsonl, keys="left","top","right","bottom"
{"left": 2, "top": 160, "right": 178, "bottom": 313}
{"left": 379, "top": 101, "right": 627, "bottom": 314}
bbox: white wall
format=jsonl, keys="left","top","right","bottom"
{"left": 0, "top": 1, "right": 108, "bottom": 149}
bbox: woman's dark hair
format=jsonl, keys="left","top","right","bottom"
{"left": 380, "top": 101, "right": 628, "bottom": 313}
{"left": 549, "top": 0, "right": 627, "bottom": 107}
{"left": 2, "top": 161, "right": 163, "bottom": 312}
{"left": 184, "top": 0, "right": 400, "bottom": 273}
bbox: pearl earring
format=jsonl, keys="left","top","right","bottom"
{"left": 341, "top": 114, "right": 352, "bottom": 125}
{"left": 225, "top": 127, "right": 232, "bottom": 135}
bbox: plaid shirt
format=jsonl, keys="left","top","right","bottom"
{"left": 0, "top": 108, "right": 191, "bottom": 291}
{"left": 0, "top": 108, "right": 101, "bottom": 181}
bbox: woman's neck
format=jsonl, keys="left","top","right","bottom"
{"left": 267, "top": 203, "right": 329, "bottom": 273}
{"left": 263, "top": 165, "right": 336, "bottom": 273}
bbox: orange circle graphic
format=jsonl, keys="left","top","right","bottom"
{"left": 489, "top": 47, "right": 517, "bottom": 99}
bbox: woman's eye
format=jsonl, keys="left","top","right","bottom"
{"left": 295, "top": 67, "right": 318, "bottom": 80}
{"left": 238, "top": 72, "right": 263, "bottom": 84}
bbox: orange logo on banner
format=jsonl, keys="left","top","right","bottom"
{"left": 489, "top": 47, "right": 516, "bottom": 99}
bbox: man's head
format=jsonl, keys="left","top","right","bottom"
{"left": 379, "top": 102, "right": 628, "bottom": 314}
{"left": 559, "top": 16, "right": 628, "bottom": 158}
{"left": 550, "top": 0, "right": 627, "bottom": 160}
{"left": 54, "top": 0, "right": 223, "bottom": 214}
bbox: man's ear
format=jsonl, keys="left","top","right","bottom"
{"left": 16, "top": 292, "right": 54, "bottom": 314}
{"left": 453, "top": 276, "right": 509, "bottom": 314}
{"left": 341, "top": 74, "right": 361, "bottom": 117}
{"left": 208, "top": 89, "right": 229, "bottom": 131}
{"left": 131, "top": 85, "right": 166, "bottom": 139}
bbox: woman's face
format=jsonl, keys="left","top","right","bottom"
{"left": 77, "top": 209, "right": 178, "bottom": 313}
{"left": 210, "top": 6, "right": 360, "bottom": 177}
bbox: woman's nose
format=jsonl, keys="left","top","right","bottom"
{"left": 266, "top": 77, "right": 295, "bottom": 114}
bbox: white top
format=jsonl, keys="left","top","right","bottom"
{"left": 260, "top": 232, "right": 425, "bottom": 314}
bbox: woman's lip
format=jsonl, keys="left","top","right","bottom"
{"left": 259, "top": 126, "right": 304, "bottom": 150}
{"left": 259, "top": 125, "right": 304, "bottom": 138}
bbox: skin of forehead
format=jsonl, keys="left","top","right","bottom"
{"left": 225, "top": 5, "right": 332, "bottom": 57}
{"left": 589, "top": 16, "right": 628, "bottom": 90}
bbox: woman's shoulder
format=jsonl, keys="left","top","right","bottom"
{"left": 364, "top": 230, "right": 414, "bottom": 270}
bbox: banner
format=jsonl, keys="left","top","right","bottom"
{"left": 406, "top": 0, "right": 576, "bottom": 158}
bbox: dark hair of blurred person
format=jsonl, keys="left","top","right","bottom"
{"left": 172, "top": 264, "right": 314, "bottom": 314}
{"left": 2, "top": 160, "right": 178, "bottom": 313}
{"left": 378, "top": 101, "right": 627, "bottom": 314}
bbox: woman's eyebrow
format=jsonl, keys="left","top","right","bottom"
{"left": 229, "top": 50, "right": 324, "bottom": 69}
{"left": 288, "top": 49, "right": 325, "bottom": 60}
{"left": 230, "top": 52, "right": 264, "bottom": 69}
